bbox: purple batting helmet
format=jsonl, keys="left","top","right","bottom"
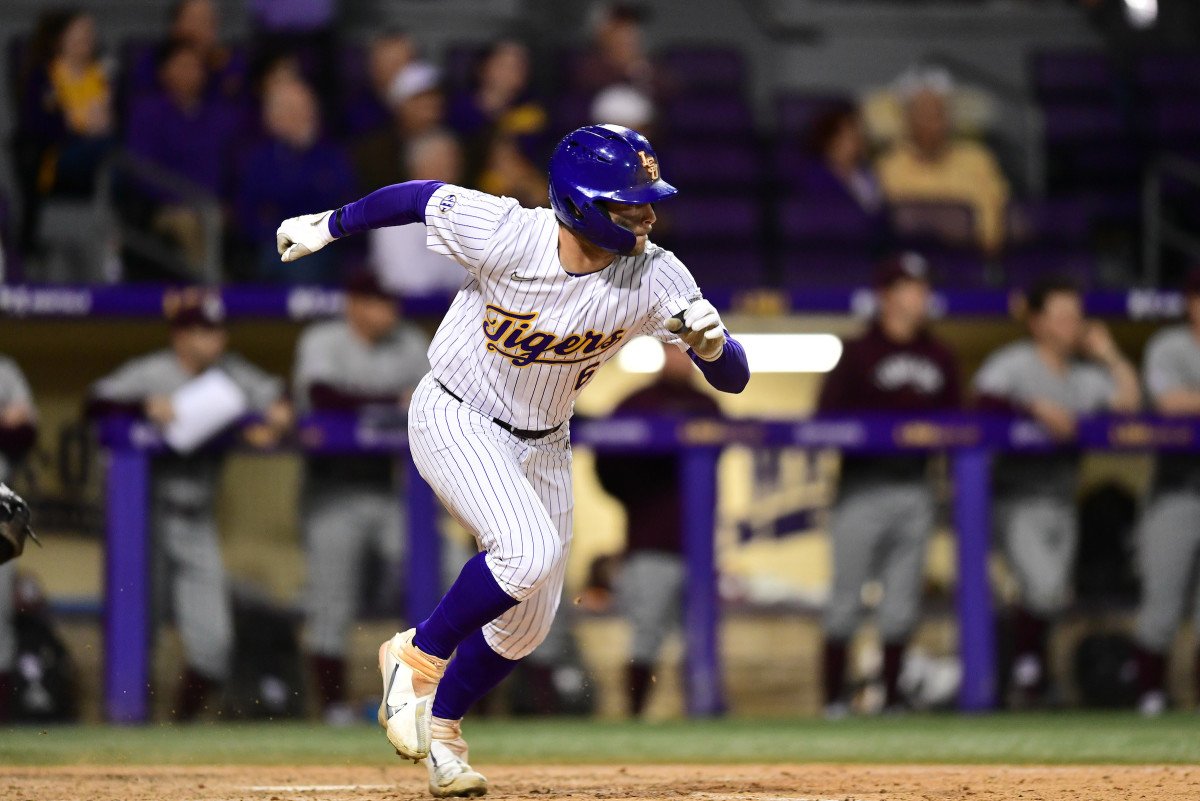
{"left": 548, "top": 124, "right": 677, "bottom": 254}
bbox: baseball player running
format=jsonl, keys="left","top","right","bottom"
{"left": 276, "top": 124, "right": 749, "bottom": 796}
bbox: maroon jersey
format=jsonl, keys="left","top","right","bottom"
{"left": 595, "top": 377, "right": 722, "bottom": 554}
{"left": 818, "top": 322, "right": 961, "bottom": 488}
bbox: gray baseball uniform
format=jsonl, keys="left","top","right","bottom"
{"left": 292, "top": 319, "right": 429, "bottom": 657}
{"left": 973, "top": 340, "right": 1118, "bottom": 614}
{"left": 0, "top": 356, "right": 36, "bottom": 678}
{"left": 1135, "top": 325, "right": 1200, "bottom": 651}
{"left": 89, "top": 350, "right": 283, "bottom": 681}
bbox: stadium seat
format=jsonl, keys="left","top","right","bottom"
{"left": 1007, "top": 199, "right": 1093, "bottom": 247}
{"left": 889, "top": 201, "right": 978, "bottom": 250}
{"left": 664, "top": 95, "right": 754, "bottom": 139}
{"left": 775, "top": 93, "right": 852, "bottom": 139}
{"left": 677, "top": 245, "right": 767, "bottom": 289}
{"left": 665, "top": 141, "right": 761, "bottom": 191}
{"left": 1030, "top": 50, "right": 1116, "bottom": 103}
{"left": 1136, "top": 52, "right": 1200, "bottom": 100}
{"left": 777, "top": 196, "right": 883, "bottom": 247}
{"left": 661, "top": 46, "right": 747, "bottom": 95}
{"left": 1002, "top": 249, "right": 1098, "bottom": 290}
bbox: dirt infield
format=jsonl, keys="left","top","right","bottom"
{"left": 3, "top": 764, "right": 1199, "bottom": 801}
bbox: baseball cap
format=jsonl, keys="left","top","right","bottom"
{"left": 874, "top": 252, "right": 931, "bottom": 289}
{"left": 591, "top": 85, "right": 655, "bottom": 130}
{"left": 344, "top": 269, "right": 396, "bottom": 301}
{"left": 165, "top": 289, "right": 225, "bottom": 329}
{"left": 388, "top": 61, "right": 440, "bottom": 105}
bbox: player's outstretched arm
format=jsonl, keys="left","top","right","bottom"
{"left": 666, "top": 299, "right": 750, "bottom": 394}
{"left": 276, "top": 180, "right": 445, "bottom": 262}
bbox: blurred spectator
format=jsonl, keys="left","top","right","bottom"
{"left": 342, "top": 30, "right": 416, "bottom": 138}
{"left": 292, "top": 271, "right": 429, "bottom": 724}
{"left": 817, "top": 254, "right": 960, "bottom": 717}
{"left": 971, "top": 277, "right": 1138, "bottom": 708}
{"left": 351, "top": 61, "right": 445, "bottom": 191}
{"left": 876, "top": 69, "right": 1009, "bottom": 253}
{"left": 368, "top": 130, "right": 469, "bottom": 296}
{"left": 130, "top": 0, "right": 247, "bottom": 102}
{"left": 235, "top": 78, "right": 356, "bottom": 284}
{"left": 1132, "top": 270, "right": 1200, "bottom": 717}
{"left": 572, "top": 3, "right": 662, "bottom": 98}
{"left": 449, "top": 42, "right": 549, "bottom": 169}
{"left": 249, "top": 0, "right": 338, "bottom": 108}
{"left": 476, "top": 136, "right": 549, "bottom": 210}
{"left": 0, "top": 357, "right": 38, "bottom": 724}
{"left": 85, "top": 290, "right": 291, "bottom": 721}
{"left": 126, "top": 41, "right": 241, "bottom": 267}
{"left": 594, "top": 342, "right": 722, "bottom": 716}
{"left": 13, "top": 10, "right": 114, "bottom": 251}
{"left": 801, "top": 103, "right": 889, "bottom": 251}
{"left": 590, "top": 84, "right": 656, "bottom": 139}
{"left": 1081, "top": 0, "right": 1200, "bottom": 49}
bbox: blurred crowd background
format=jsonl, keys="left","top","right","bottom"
{"left": 1, "top": 0, "right": 1200, "bottom": 730}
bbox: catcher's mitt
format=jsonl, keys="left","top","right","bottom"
{"left": 0, "top": 483, "right": 38, "bottom": 565}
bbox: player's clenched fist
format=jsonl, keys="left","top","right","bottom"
{"left": 665, "top": 298, "right": 726, "bottom": 361}
{"left": 276, "top": 210, "right": 336, "bottom": 262}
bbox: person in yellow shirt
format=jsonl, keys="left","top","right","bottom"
{"left": 876, "top": 76, "right": 1009, "bottom": 254}
{"left": 47, "top": 13, "right": 113, "bottom": 142}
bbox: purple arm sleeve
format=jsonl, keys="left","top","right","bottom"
{"left": 689, "top": 333, "right": 750, "bottom": 394}
{"left": 327, "top": 180, "right": 444, "bottom": 239}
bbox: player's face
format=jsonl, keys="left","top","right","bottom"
{"left": 173, "top": 326, "right": 227, "bottom": 370}
{"left": 605, "top": 201, "right": 656, "bottom": 255}
{"left": 1031, "top": 292, "right": 1085, "bottom": 356}
{"left": 347, "top": 295, "right": 399, "bottom": 341}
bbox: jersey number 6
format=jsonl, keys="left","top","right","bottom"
{"left": 574, "top": 361, "right": 601, "bottom": 391}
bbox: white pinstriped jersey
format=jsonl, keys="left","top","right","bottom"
{"left": 423, "top": 183, "right": 701, "bottom": 430}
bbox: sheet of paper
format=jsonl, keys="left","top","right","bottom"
{"left": 162, "top": 368, "right": 249, "bottom": 455}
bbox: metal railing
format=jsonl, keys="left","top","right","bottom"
{"left": 1143, "top": 154, "right": 1200, "bottom": 288}
{"left": 94, "top": 149, "right": 223, "bottom": 284}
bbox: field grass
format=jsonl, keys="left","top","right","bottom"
{"left": 1, "top": 713, "right": 1198, "bottom": 766}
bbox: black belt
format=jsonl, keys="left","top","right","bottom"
{"left": 436, "top": 381, "right": 563, "bottom": 440}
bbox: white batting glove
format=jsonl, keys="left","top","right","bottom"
{"left": 665, "top": 298, "right": 726, "bottom": 361}
{"left": 276, "top": 210, "right": 336, "bottom": 262}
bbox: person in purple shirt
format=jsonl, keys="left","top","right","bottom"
{"left": 816, "top": 253, "right": 960, "bottom": 717}
{"left": 234, "top": 78, "right": 356, "bottom": 284}
{"left": 340, "top": 30, "right": 416, "bottom": 139}
{"left": 128, "top": 0, "right": 248, "bottom": 105}
{"left": 796, "top": 104, "right": 890, "bottom": 254}
{"left": 126, "top": 40, "right": 241, "bottom": 201}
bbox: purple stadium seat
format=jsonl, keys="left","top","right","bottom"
{"left": 444, "top": 43, "right": 485, "bottom": 93}
{"left": 654, "top": 196, "right": 759, "bottom": 241}
{"left": 890, "top": 201, "right": 977, "bottom": 249}
{"left": 1146, "top": 101, "right": 1200, "bottom": 145}
{"left": 554, "top": 93, "right": 594, "bottom": 133}
{"left": 1137, "top": 53, "right": 1200, "bottom": 99}
{"left": 1003, "top": 250, "right": 1097, "bottom": 290}
{"left": 1030, "top": 51, "right": 1115, "bottom": 102}
{"left": 922, "top": 250, "right": 989, "bottom": 289}
{"left": 665, "top": 95, "right": 753, "bottom": 138}
{"left": 338, "top": 42, "right": 368, "bottom": 96}
{"left": 778, "top": 197, "right": 879, "bottom": 245}
{"left": 665, "top": 141, "right": 760, "bottom": 190}
{"left": 661, "top": 47, "right": 746, "bottom": 95}
{"left": 775, "top": 93, "right": 852, "bottom": 139}
{"left": 780, "top": 249, "right": 876, "bottom": 289}
{"left": 773, "top": 144, "right": 811, "bottom": 183}
{"left": 1007, "top": 199, "right": 1092, "bottom": 246}
{"left": 1041, "top": 103, "right": 1126, "bottom": 145}
{"left": 677, "top": 246, "right": 766, "bottom": 289}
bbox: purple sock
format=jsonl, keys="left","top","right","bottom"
{"left": 414, "top": 552, "right": 519, "bottom": 659}
{"left": 432, "top": 628, "right": 520, "bottom": 719}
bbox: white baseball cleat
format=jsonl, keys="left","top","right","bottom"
{"left": 377, "top": 629, "right": 448, "bottom": 761}
{"left": 423, "top": 718, "right": 488, "bottom": 797}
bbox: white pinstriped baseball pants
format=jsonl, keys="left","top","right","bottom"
{"left": 407, "top": 373, "right": 573, "bottom": 660}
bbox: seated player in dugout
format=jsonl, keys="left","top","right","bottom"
{"left": 816, "top": 253, "right": 961, "bottom": 717}
{"left": 292, "top": 270, "right": 430, "bottom": 725}
{"left": 593, "top": 340, "right": 723, "bottom": 717}
{"left": 1132, "top": 268, "right": 1200, "bottom": 717}
{"left": 971, "top": 277, "right": 1139, "bottom": 708}
{"left": 0, "top": 354, "right": 38, "bottom": 723}
{"left": 85, "top": 290, "right": 293, "bottom": 720}
{"left": 275, "top": 124, "right": 749, "bottom": 797}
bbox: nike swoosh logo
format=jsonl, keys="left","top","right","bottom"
{"left": 384, "top": 664, "right": 401, "bottom": 718}
{"left": 511, "top": 271, "right": 538, "bottom": 282}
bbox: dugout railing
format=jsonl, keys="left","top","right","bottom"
{"left": 95, "top": 411, "right": 1200, "bottom": 723}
